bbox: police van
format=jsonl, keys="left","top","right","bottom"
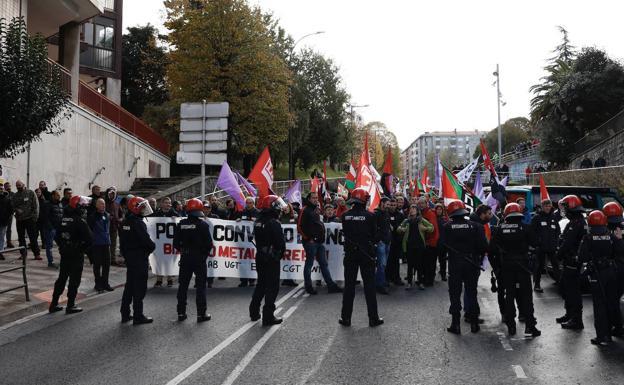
{"left": 502, "top": 185, "right": 623, "bottom": 212}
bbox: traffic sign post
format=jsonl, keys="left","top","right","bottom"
{"left": 177, "top": 101, "right": 229, "bottom": 199}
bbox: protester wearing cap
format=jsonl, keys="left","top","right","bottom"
{"left": 119, "top": 196, "right": 156, "bottom": 325}
{"left": 173, "top": 198, "right": 213, "bottom": 323}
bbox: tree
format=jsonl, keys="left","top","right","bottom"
{"left": 357, "top": 121, "right": 401, "bottom": 173}
{"left": 121, "top": 24, "right": 169, "bottom": 117}
{"left": 0, "top": 17, "right": 70, "bottom": 158}
{"left": 290, "top": 49, "right": 351, "bottom": 170}
{"left": 165, "top": 0, "right": 292, "bottom": 173}
{"left": 473, "top": 117, "right": 531, "bottom": 157}
{"left": 531, "top": 45, "right": 624, "bottom": 164}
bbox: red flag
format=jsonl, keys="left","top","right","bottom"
{"left": 480, "top": 139, "right": 497, "bottom": 177}
{"left": 248, "top": 146, "right": 273, "bottom": 198}
{"left": 382, "top": 147, "right": 393, "bottom": 174}
{"left": 539, "top": 175, "right": 550, "bottom": 202}
{"left": 355, "top": 134, "right": 380, "bottom": 211}
{"left": 310, "top": 176, "right": 320, "bottom": 194}
{"left": 421, "top": 168, "right": 429, "bottom": 193}
{"left": 412, "top": 178, "right": 420, "bottom": 197}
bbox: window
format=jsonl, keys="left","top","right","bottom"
{"left": 95, "top": 24, "right": 114, "bottom": 49}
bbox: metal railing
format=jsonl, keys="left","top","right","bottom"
{"left": 46, "top": 58, "right": 72, "bottom": 97}
{"left": 78, "top": 81, "right": 169, "bottom": 155}
{"left": 0, "top": 247, "right": 29, "bottom": 301}
{"left": 573, "top": 109, "right": 624, "bottom": 156}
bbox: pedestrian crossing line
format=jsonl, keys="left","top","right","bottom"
{"left": 275, "top": 307, "right": 283, "bottom": 315}
{"left": 292, "top": 289, "right": 304, "bottom": 299}
{"left": 165, "top": 283, "right": 303, "bottom": 385}
{"left": 512, "top": 365, "right": 527, "bottom": 379}
{"left": 220, "top": 297, "right": 306, "bottom": 385}
{"left": 497, "top": 332, "right": 513, "bottom": 351}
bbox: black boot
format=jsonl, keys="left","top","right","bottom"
{"left": 507, "top": 321, "right": 517, "bottom": 336}
{"left": 611, "top": 327, "right": 624, "bottom": 337}
{"left": 250, "top": 313, "right": 261, "bottom": 322}
{"left": 121, "top": 314, "right": 133, "bottom": 323}
{"left": 447, "top": 315, "right": 460, "bottom": 334}
{"left": 561, "top": 319, "right": 584, "bottom": 330}
{"left": 65, "top": 306, "right": 83, "bottom": 314}
{"left": 591, "top": 337, "right": 611, "bottom": 346}
{"left": 338, "top": 318, "right": 351, "bottom": 327}
{"left": 328, "top": 285, "right": 343, "bottom": 294}
{"left": 369, "top": 317, "right": 384, "bottom": 327}
{"left": 49, "top": 304, "right": 63, "bottom": 313}
{"left": 133, "top": 315, "right": 154, "bottom": 325}
{"left": 556, "top": 314, "right": 570, "bottom": 324}
{"left": 262, "top": 317, "right": 283, "bottom": 326}
{"left": 525, "top": 325, "right": 541, "bottom": 337}
{"left": 470, "top": 320, "right": 480, "bottom": 333}
{"left": 197, "top": 314, "right": 211, "bottom": 323}
{"left": 178, "top": 314, "right": 188, "bottom": 322}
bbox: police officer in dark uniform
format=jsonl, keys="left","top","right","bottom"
{"left": 579, "top": 210, "right": 624, "bottom": 345}
{"left": 173, "top": 198, "right": 213, "bottom": 322}
{"left": 441, "top": 199, "right": 487, "bottom": 334}
{"left": 530, "top": 199, "right": 561, "bottom": 291}
{"left": 250, "top": 195, "right": 288, "bottom": 326}
{"left": 339, "top": 187, "right": 383, "bottom": 327}
{"left": 490, "top": 203, "right": 541, "bottom": 337}
{"left": 556, "top": 195, "right": 587, "bottom": 330}
{"left": 49, "top": 196, "right": 93, "bottom": 314}
{"left": 119, "top": 196, "right": 156, "bottom": 325}
{"left": 603, "top": 202, "right": 624, "bottom": 307}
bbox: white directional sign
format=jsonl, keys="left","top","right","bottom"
{"left": 180, "top": 117, "right": 227, "bottom": 132}
{"left": 180, "top": 102, "right": 229, "bottom": 119}
{"left": 176, "top": 151, "right": 227, "bottom": 165}
{"left": 180, "top": 141, "right": 228, "bottom": 152}
{"left": 179, "top": 131, "right": 228, "bottom": 142}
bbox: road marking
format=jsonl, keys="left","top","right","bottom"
{"left": 165, "top": 284, "right": 303, "bottom": 385}
{"left": 296, "top": 323, "right": 339, "bottom": 385}
{"left": 292, "top": 289, "right": 304, "bottom": 298}
{"left": 512, "top": 365, "right": 527, "bottom": 379}
{"left": 220, "top": 297, "right": 305, "bottom": 385}
{"left": 275, "top": 307, "right": 283, "bottom": 315}
{"left": 497, "top": 332, "right": 513, "bottom": 351}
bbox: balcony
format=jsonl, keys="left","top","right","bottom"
{"left": 80, "top": 45, "right": 115, "bottom": 72}
{"left": 27, "top": 0, "right": 104, "bottom": 37}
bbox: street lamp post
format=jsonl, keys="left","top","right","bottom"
{"left": 494, "top": 64, "right": 502, "bottom": 165}
{"left": 349, "top": 103, "right": 370, "bottom": 161}
{"left": 288, "top": 31, "right": 325, "bottom": 180}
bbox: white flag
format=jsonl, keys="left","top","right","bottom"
{"left": 456, "top": 156, "right": 479, "bottom": 183}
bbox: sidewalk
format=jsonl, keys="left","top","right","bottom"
{"left": 0, "top": 245, "right": 144, "bottom": 326}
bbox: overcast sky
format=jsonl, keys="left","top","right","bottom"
{"left": 124, "top": 0, "right": 624, "bottom": 149}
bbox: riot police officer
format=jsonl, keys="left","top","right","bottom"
{"left": 441, "top": 199, "right": 487, "bottom": 334}
{"left": 49, "top": 196, "right": 93, "bottom": 314}
{"left": 603, "top": 202, "right": 624, "bottom": 306}
{"left": 530, "top": 199, "right": 561, "bottom": 291}
{"left": 119, "top": 196, "right": 156, "bottom": 325}
{"left": 339, "top": 187, "right": 383, "bottom": 327}
{"left": 490, "top": 203, "right": 541, "bottom": 337}
{"left": 173, "top": 198, "right": 213, "bottom": 323}
{"left": 250, "top": 195, "right": 288, "bottom": 326}
{"left": 580, "top": 210, "right": 624, "bottom": 345}
{"left": 556, "top": 195, "right": 587, "bottom": 330}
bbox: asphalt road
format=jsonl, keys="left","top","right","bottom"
{"left": 1, "top": 268, "right": 624, "bottom": 385}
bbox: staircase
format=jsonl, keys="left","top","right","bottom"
{"left": 119, "top": 175, "right": 199, "bottom": 199}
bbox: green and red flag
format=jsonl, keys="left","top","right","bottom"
{"left": 345, "top": 159, "right": 357, "bottom": 190}
{"left": 441, "top": 164, "right": 481, "bottom": 208}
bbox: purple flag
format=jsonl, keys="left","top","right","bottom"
{"left": 235, "top": 171, "right": 257, "bottom": 197}
{"left": 283, "top": 180, "right": 302, "bottom": 206}
{"left": 434, "top": 153, "right": 442, "bottom": 191}
{"left": 216, "top": 161, "right": 246, "bottom": 208}
{"left": 485, "top": 192, "right": 499, "bottom": 213}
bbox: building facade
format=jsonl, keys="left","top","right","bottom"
{"left": 401, "top": 129, "right": 486, "bottom": 181}
{"left": 0, "top": 0, "right": 170, "bottom": 193}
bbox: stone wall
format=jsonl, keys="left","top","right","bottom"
{"left": 569, "top": 129, "right": 624, "bottom": 169}
{"left": 0, "top": 103, "right": 170, "bottom": 194}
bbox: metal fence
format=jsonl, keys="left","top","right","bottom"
{"left": 0, "top": 247, "right": 29, "bottom": 301}
{"left": 573, "top": 109, "right": 624, "bottom": 155}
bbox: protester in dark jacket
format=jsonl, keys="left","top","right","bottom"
{"left": 398, "top": 204, "right": 434, "bottom": 289}
{"left": 38, "top": 181, "right": 52, "bottom": 202}
{"left": 88, "top": 198, "right": 113, "bottom": 292}
{"left": 36, "top": 188, "right": 57, "bottom": 267}
{"left": 0, "top": 184, "right": 13, "bottom": 259}
{"left": 12, "top": 180, "right": 40, "bottom": 260}
{"left": 104, "top": 187, "right": 123, "bottom": 266}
